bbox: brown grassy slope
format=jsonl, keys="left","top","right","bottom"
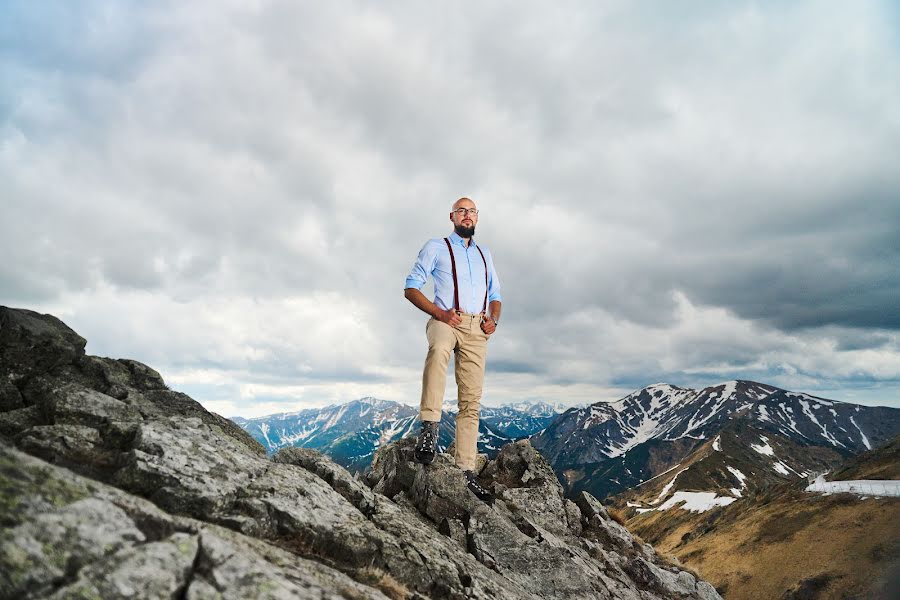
{"left": 829, "top": 436, "right": 900, "bottom": 481}
{"left": 628, "top": 486, "right": 900, "bottom": 600}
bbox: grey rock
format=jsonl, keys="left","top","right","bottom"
{"left": 1, "top": 444, "right": 391, "bottom": 600}
{"left": 37, "top": 383, "right": 142, "bottom": 430}
{"left": 482, "top": 440, "right": 572, "bottom": 536}
{"left": 367, "top": 434, "right": 721, "bottom": 600}
{"left": 48, "top": 533, "right": 197, "bottom": 600}
{"left": 574, "top": 491, "right": 635, "bottom": 553}
{"left": 367, "top": 493, "right": 534, "bottom": 599}
{"left": 438, "top": 516, "right": 467, "bottom": 550}
{"left": 135, "top": 389, "right": 265, "bottom": 456}
{"left": 17, "top": 423, "right": 105, "bottom": 465}
{"left": 0, "top": 307, "right": 86, "bottom": 385}
{"left": 117, "top": 358, "right": 168, "bottom": 391}
{"left": 0, "top": 405, "right": 40, "bottom": 439}
{"left": 0, "top": 377, "right": 24, "bottom": 412}
{"left": 0, "top": 497, "right": 146, "bottom": 598}
{"left": 274, "top": 446, "right": 376, "bottom": 516}
{"left": 574, "top": 489, "right": 611, "bottom": 521}
{"left": 78, "top": 356, "right": 136, "bottom": 399}
{"left": 564, "top": 499, "right": 583, "bottom": 537}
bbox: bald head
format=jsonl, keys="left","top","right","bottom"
{"left": 450, "top": 197, "right": 478, "bottom": 240}
{"left": 452, "top": 197, "right": 475, "bottom": 211}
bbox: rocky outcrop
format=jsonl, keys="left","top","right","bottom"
{"left": 1, "top": 445, "right": 390, "bottom": 599}
{"left": 0, "top": 306, "right": 722, "bottom": 599}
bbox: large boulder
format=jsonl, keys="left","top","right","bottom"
{"left": 0, "top": 308, "right": 86, "bottom": 384}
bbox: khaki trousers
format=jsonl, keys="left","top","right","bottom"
{"left": 419, "top": 312, "right": 489, "bottom": 471}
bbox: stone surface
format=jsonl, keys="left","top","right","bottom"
{"left": 367, "top": 436, "right": 722, "bottom": 599}
{"left": 274, "top": 446, "right": 377, "bottom": 516}
{"left": 0, "top": 307, "right": 86, "bottom": 384}
{"left": 0, "top": 444, "right": 390, "bottom": 600}
{"left": 0, "top": 377, "right": 24, "bottom": 412}
{"left": 0, "top": 306, "right": 723, "bottom": 599}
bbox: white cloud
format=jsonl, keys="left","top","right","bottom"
{"left": 2, "top": 0, "right": 899, "bottom": 414}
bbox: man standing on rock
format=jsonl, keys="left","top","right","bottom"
{"left": 403, "top": 197, "right": 502, "bottom": 504}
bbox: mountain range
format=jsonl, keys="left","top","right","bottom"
{"left": 530, "top": 380, "right": 900, "bottom": 499}
{"left": 234, "top": 381, "right": 900, "bottom": 501}
{"left": 233, "top": 397, "right": 570, "bottom": 471}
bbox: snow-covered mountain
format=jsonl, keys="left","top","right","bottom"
{"left": 613, "top": 418, "right": 847, "bottom": 515}
{"left": 479, "top": 400, "right": 574, "bottom": 439}
{"left": 232, "top": 397, "right": 564, "bottom": 471}
{"left": 531, "top": 380, "right": 900, "bottom": 499}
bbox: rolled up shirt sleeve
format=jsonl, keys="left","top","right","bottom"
{"left": 405, "top": 240, "right": 438, "bottom": 290}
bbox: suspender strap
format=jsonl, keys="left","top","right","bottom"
{"left": 444, "top": 237, "right": 490, "bottom": 314}
{"left": 443, "top": 238, "right": 460, "bottom": 310}
{"left": 475, "top": 244, "right": 489, "bottom": 314}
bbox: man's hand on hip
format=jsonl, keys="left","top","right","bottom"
{"left": 480, "top": 317, "right": 496, "bottom": 335}
{"left": 436, "top": 308, "right": 462, "bottom": 327}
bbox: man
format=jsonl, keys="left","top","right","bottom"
{"left": 404, "top": 197, "right": 502, "bottom": 504}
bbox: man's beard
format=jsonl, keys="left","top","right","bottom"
{"left": 454, "top": 224, "right": 476, "bottom": 238}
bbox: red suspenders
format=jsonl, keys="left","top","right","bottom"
{"left": 443, "top": 238, "right": 489, "bottom": 313}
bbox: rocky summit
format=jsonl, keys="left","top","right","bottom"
{"left": 0, "top": 306, "right": 721, "bottom": 599}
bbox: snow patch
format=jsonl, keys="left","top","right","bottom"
{"left": 654, "top": 468, "right": 688, "bottom": 504}
{"left": 720, "top": 380, "right": 738, "bottom": 400}
{"left": 799, "top": 399, "right": 844, "bottom": 447}
{"left": 727, "top": 465, "right": 748, "bottom": 497}
{"left": 772, "top": 461, "right": 792, "bottom": 476}
{"left": 260, "top": 422, "right": 272, "bottom": 448}
{"left": 806, "top": 477, "right": 900, "bottom": 497}
{"left": 658, "top": 491, "right": 737, "bottom": 512}
{"left": 727, "top": 466, "right": 747, "bottom": 487}
{"left": 639, "top": 463, "right": 683, "bottom": 486}
{"left": 712, "top": 435, "right": 722, "bottom": 451}
{"left": 850, "top": 416, "right": 871, "bottom": 450}
{"left": 750, "top": 435, "right": 775, "bottom": 456}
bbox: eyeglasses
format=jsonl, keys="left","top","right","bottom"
{"left": 453, "top": 208, "right": 479, "bottom": 217}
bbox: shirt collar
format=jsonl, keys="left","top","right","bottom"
{"left": 448, "top": 231, "right": 473, "bottom": 247}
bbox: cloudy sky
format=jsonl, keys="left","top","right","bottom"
{"left": 2, "top": 1, "right": 899, "bottom": 417}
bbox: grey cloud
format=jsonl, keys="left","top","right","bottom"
{"left": 487, "top": 359, "right": 541, "bottom": 375}
{"left": 2, "top": 0, "right": 900, "bottom": 410}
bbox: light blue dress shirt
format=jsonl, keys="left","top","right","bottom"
{"left": 405, "top": 232, "right": 502, "bottom": 314}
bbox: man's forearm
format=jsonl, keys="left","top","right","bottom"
{"left": 488, "top": 300, "right": 502, "bottom": 323}
{"left": 404, "top": 288, "right": 440, "bottom": 318}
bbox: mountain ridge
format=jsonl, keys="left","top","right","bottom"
{"left": 530, "top": 379, "right": 900, "bottom": 499}
{"left": 233, "top": 396, "right": 573, "bottom": 470}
